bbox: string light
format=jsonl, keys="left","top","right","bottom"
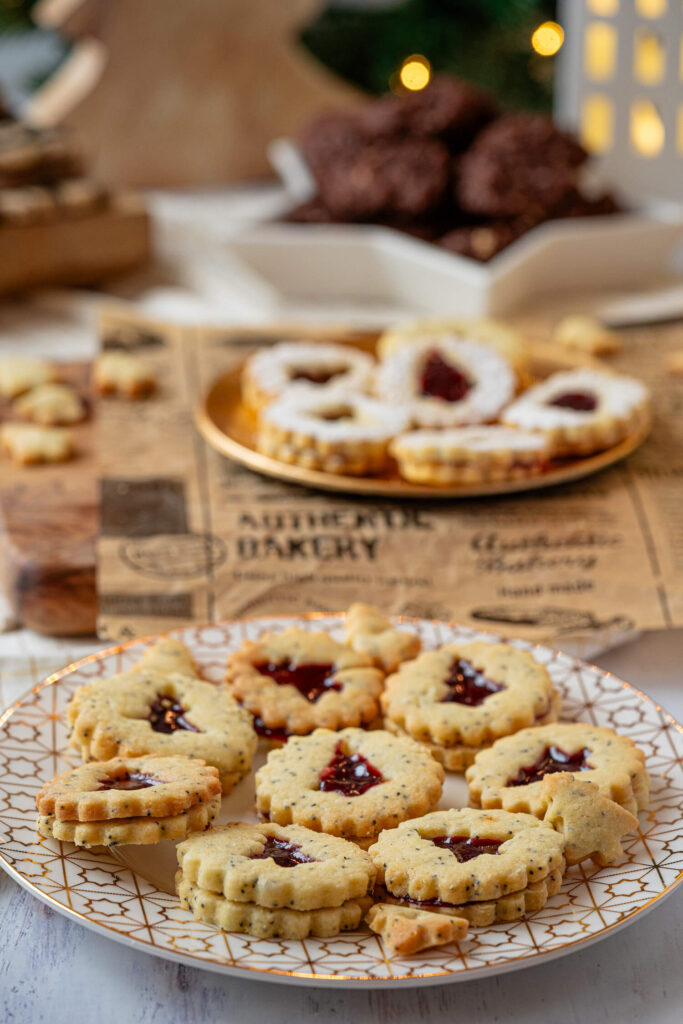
{"left": 399, "top": 55, "right": 432, "bottom": 91}
{"left": 531, "top": 21, "right": 565, "bottom": 57}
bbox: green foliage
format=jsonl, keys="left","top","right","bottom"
{"left": 0, "top": 0, "right": 40, "bottom": 34}
{"left": 301, "top": 0, "right": 559, "bottom": 111}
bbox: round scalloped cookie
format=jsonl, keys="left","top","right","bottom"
{"left": 501, "top": 368, "right": 650, "bottom": 456}
{"left": 380, "top": 641, "right": 560, "bottom": 757}
{"left": 466, "top": 722, "right": 650, "bottom": 817}
{"left": 374, "top": 337, "right": 516, "bottom": 429}
{"left": 257, "top": 389, "right": 410, "bottom": 475}
{"left": 369, "top": 808, "right": 565, "bottom": 905}
{"left": 255, "top": 727, "right": 444, "bottom": 842}
{"left": 377, "top": 317, "right": 529, "bottom": 380}
{"left": 242, "top": 340, "right": 375, "bottom": 412}
{"left": 390, "top": 425, "right": 551, "bottom": 485}
{"left": 176, "top": 822, "right": 375, "bottom": 910}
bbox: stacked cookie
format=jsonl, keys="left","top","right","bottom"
{"left": 36, "top": 755, "right": 222, "bottom": 848}
{"left": 242, "top": 321, "right": 650, "bottom": 486}
{"left": 175, "top": 823, "right": 376, "bottom": 939}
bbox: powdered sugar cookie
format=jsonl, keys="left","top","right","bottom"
{"left": 466, "top": 723, "right": 650, "bottom": 817}
{"left": 390, "top": 425, "right": 551, "bottom": 485}
{"left": 377, "top": 317, "right": 529, "bottom": 379}
{"left": 374, "top": 337, "right": 516, "bottom": 428}
{"left": 226, "top": 627, "right": 383, "bottom": 738}
{"left": 243, "top": 340, "right": 374, "bottom": 411}
{"left": 344, "top": 603, "right": 421, "bottom": 673}
{"left": 255, "top": 727, "right": 444, "bottom": 843}
{"left": 501, "top": 369, "right": 650, "bottom": 456}
{"left": 258, "top": 390, "right": 409, "bottom": 475}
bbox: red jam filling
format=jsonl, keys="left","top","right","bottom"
{"left": 252, "top": 715, "right": 290, "bottom": 743}
{"left": 548, "top": 391, "right": 598, "bottom": 412}
{"left": 250, "top": 837, "right": 314, "bottom": 867}
{"left": 431, "top": 835, "right": 503, "bottom": 862}
{"left": 507, "top": 745, "right": 594, "bottom": 786}
{"left": 441, "top": 659, "right": 505, "bottom": 707}
{"left": 420, "top": 350, "right": 471, "bottom": 403}
{"left": 255, "top": 662, "right": 342, "bottom": 703}
{"left": 319, "top": 742, "right": 384, "bottom": 796}
{"left": 290, "top": 366, "right": 345, "bottom": 385}
{"left": 97, "top": 771, "right": 162, "bottom": 791}
{"left": 148, "top": 695, "right": 200, "bottom": 733}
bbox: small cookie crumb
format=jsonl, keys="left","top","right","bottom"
{"left": 14, "top": 382, "right": 86, "bottom": 425}
{"left": 366, "top": 903, "right": 468, "bottom": 954}
{"left": 1, "top": 422, "right": 74, "bottom": 464}
{"left": 552, "top": 315, "right": 621, "bottom": 356}
{"left": 94, "top": 351, "right": 156, "bottom": 398}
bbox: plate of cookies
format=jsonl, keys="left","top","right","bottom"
{"left": 0, "top": 609, "right": 681, "bottom": 987}
{"left": 195, "top": 319, "right": 652, "bottom": 498}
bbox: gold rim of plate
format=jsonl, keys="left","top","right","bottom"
{"left": 195, "top": 337, "right": 650, "bottom": 499}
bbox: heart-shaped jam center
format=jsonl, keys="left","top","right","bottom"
{"left": 547, "top": 391, "right": 598, "bottom": 412}
{"left": 420, "top": 350, "right": 471, "bottom": 403}
{"left": 98, "top": 771, "right": 162, "bottom": 791}
{"left": 431, "top": 835, "right": 503, "bottom": 862}
{"left": 255, "top": 662, "right": 342, "bottom": 703}
{"left": 441, "top": 659, "right": 505, "bottom": 706}
{"left": 148, "top": 695, "right": 200, "bottom": 733}
{"left": 319, "top": 742, "right": 384, "bottom": 796}
{"left": 290, "top": 366, "right": 345, "bottom": 385}
{"left": 250, "top": 837, "right": 314, "bottom": 867}
{"left": 507, "top": 745, "right": 594, "bottom": 786}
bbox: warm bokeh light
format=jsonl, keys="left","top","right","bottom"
{"left": 587, "top": 0, "right": 619, "bottom": 13}
{"left": 581, "top": 94, "right": 614, "bottom": 153}
{"left": 531, "top": 21, "right": 564, "bottom": 57}
{"left": 584, "top": 22, "right": 617, "bottom": 80}
{"left": 634, "top": 30, "right": 665, "bottom": 84}
{"left": 399, "top": 55, "right": 431, "bottom": 91}
{"left": 631, "top": 99, "right": 665, "bottom": 156}
{"left": 635, "top": 0, "right": 667, "bottom": 17}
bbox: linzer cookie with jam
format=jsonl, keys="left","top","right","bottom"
{"left": 257, "top": 389, "right": 409, "bottom": 475}
{"left": 176, "top": 822, "right": 374, "bottom": 938}
{"left": 381, "top": 641, "right": 561, "bottom": 771}
{"left": 36, "top": 755, "right": 221, "bottom": 847}
{"left": 344, "top": 602, "right": 421, "bottom": 673}
{"left": 254, "top": 727, "right": 444, "bottom": 847}
{"left": 376, "top": 317, "right": 529, "bottom": 379}
{"left": 466, "top": 722, "right": 650, "bottom": 817}
{"left": 242, "top": 339, "right": 374, "bottom": 412}
{"left": 390, "top": 426, "right": 551, "bottom": 486}
{"left": 369, "top": 808, "right": 566, "bottom": 926}
{"left": 374, "top": 337, "right": 516, "bottom": 428}
{"left": 501, "top": 368, "right": 651, "bottom": 456}
{"left": 225, "top": 627, "right": 384, "bottom": 741}
{"left": 68, "top": 643, "right": 257, "bottom": 793}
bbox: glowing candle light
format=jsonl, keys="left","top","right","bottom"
{"left": 531, "top": 21, "right": 565, "bottom": 56}
{"left": 631, "top": 99, "right": 666, "bottom": 156}
{"left": 399, "top": 55, "right": 431, "bottom": 92}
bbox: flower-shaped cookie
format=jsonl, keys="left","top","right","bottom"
{"left": 242, "top": 340, "right": 374, "bottom": 411}
{"left": 225, "top": 627, "right": 384, "bottom": 738}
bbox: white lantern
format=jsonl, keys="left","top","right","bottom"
{"left": 555, "top": 0, "right": 683, "bottom": 203}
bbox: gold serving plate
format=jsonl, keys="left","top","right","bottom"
{"left": 195, "top": 338, "right": 650, "bottom": 498}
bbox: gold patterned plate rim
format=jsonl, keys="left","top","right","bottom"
{"left": 0, "top": 614, "right": 681, "bottom": 989}
{"left": 195, "top": 340, "right": 651, "bottom": 498}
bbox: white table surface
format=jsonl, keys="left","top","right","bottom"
{"left": 1, "top": 188, "right": 681, "bottom": 1021}
{"left": 1, "top": 628, "right": 681, "bottom": 1024}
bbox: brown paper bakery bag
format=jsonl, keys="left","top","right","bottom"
{"left": 96, "top": 306, "right": 683, "bottom": 651}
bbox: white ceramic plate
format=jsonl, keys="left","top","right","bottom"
{"left": 0, "top": 615, "right": 681, "bottom": 988}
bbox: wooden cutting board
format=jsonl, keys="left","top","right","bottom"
{"left": 0, "top": 362, "right": 98, "bottom": 636}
